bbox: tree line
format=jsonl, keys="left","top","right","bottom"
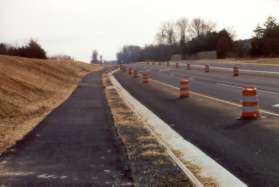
{"left": 117, "top": 17, "right": 279, "bottom": 64}
{"left": 90, "top": 49, "right": 104, "bottom": 64}
{"left": 251, "top": 17, "right": 279, "bottom": 57}
{"left": 0, "top": 40, "right": 47, "bottom": 59}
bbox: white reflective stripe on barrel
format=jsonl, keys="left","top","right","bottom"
{"left": 242, "top": 96, "right": 258, "bottom": 102}
{"left": 242, "top": 106, "right": 258, "bottom": 112}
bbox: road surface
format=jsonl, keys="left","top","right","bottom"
{"left": 0, "top": 70, "right": 132, "bottom": 186}
{"left": 115, "top": 62, "right": 279, "bottom": 186}
{"left": 172, "top": 60, "right": 279, "bottom": 72}
{"left": 129, "top": 62, "right": 279, "bottom": 114}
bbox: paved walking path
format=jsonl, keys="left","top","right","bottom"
{"left": 0, "top": 70, "right": 132, "bottom": 186}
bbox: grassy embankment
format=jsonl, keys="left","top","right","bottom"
{"left": 0, "top": 55, "right": 102, "bottom": 155}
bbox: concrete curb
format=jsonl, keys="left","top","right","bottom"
{"left": 109, "top": 69, "right": 247, "bottom": 187}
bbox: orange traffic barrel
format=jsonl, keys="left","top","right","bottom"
{"left": 128, "top": 68, "right": 133, "bottom": 75}
{"left": 122, "top": 66, "right": 126, "bottom": 72}
{"left": 176, "top": 63, "right": 179, "bottom": 68}
{"left": 205, "top": 64, "right": 209, "bottom": 73}
{"left": 187, "top": 64, "right": 191, "bottom": 70}
{"left": 180, "top": 79, "right": 189, "bottom": 98}
{"left": 133, "top": 70, "right": 138, "bottom": 78}
{"left": 143, "top": 73, "right": 149, "bottom": 84}
{"left": 233, "top": 66, "right": 239, "bottom": 76}
{"left": 241, "top": 87, "right": 260, "bottom": 119}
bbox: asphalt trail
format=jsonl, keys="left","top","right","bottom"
{"left": 0, "top": 70, "right": 132, "bottom": 186}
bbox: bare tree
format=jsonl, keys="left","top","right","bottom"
{"left": 176, "top": 18, "right": 189, "bottom": 43}
{"left": 176, "top": 18, "right": 189, "bottom": 58}
{"left": 155, "top": 22, "right": 177, "bottom": 45}
{"left": 100, "top": 55, "right": 103, "bottom": 63}
{"left": 91, "top": 50, "right": 98, "bottom": 64}
{"left": 164, "top": 22, "right": 177, "bottom": 45}
{"left": 155, "top": 29, "right": 166, "bottom": 45}
{"left": 190, "top": 18, "right": 216, "bottom": 37}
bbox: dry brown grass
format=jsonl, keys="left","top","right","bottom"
{"left": 104, "top": 79, "right": 192, "bottom": 186}
{"left": 140, "top": 150, "right": 166, "bottom": 158}
{"left": 173, "top": 149, "right": 217, "bottom": 187}
{"left": 0, "top": 55, "right": 102, "bottom": 155}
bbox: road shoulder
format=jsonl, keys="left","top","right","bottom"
{"left": 103, "top": 73, "right": 192, "bottom": 186}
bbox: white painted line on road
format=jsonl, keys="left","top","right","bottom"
{"left": 258, "top": 89, "right": 279, "bottom": 96}
{"left": 216, "top": 83, "right": 243, "bottom": 89}
{"left": 141, "top": 65, "right": 279, "bottom": 97}
{"left": 168, "top": 62, "right": 279, "bottom": 76}
{"left": 151, "top": 79, "right": 279, "bottom": 118}
{"left": 110, "top": 69, "right": 247, "bottom": 187}
{"left": 215, "top": 82, "right": 279, "bottom": 96}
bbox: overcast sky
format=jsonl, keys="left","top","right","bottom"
{"left": 1, "top": 0, "right": 279, "bottom": 62}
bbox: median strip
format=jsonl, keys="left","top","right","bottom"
{"left": 102, "top": 73, "right": 193, "bottom": 186}
{"left": 107, "top": 69, "right": 247, "bottom": 187}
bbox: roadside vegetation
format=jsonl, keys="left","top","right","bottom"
{"left": 0, "top": 39, "right": 75, "bottom": 61}
{"left": 117, "top": 16, "right": 279, "bottom": 63}
{"left": 0, "top": 55, "right": 101, "bottom": 155}
{"left": 103, "top": 74, "right": 192, "bottom": 186}
{"left": 0, "top": 40, "right": 47, "bottom": 59}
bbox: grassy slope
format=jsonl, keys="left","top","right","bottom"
{"left": 0, "top": 55, "right": 102, "bottom": 155}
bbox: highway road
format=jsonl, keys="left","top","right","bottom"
{"left": 115, "top": 62, "right": 279, "bottom": 186}
{"left": 171, "top": 60, "right": 279, "bottom": 72}
{"left": 130, "top": 62, "right": 279, "bottom": 114}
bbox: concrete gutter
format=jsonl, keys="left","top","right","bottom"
{"left": 108, "top": 69, "right": 247, "bottom": 187}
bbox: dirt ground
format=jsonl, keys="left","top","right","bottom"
{"left": 103, "top": 74, "right": 192, "bottom": 186}
{"left": 0, "top": 55, "right": 102, "bottom": 155}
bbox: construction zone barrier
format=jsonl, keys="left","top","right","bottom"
{"left": 233, "top": 67, "right": 239, "bottom": 77}
{"left": 167, "top": 62, "right": 170, "bottom": 67}
{"left": 205, "top": 65, "right": 210, "bottom": 73}
{"left": 241, "top": 87, "right": 260, "bottom": 119}
{"left": 187, "top": 64, "right": 191, "bottom": 70}
{"left": 176, "top": 63, "right": 180, "bottom": 68}
{"left": 143, "top": 73, "right": 149, "bottom": 84}
{"left": 123, "top": 66, "right": 127, "bottom": 72}
{"left": 133, "top": 70, "right": 138, "bottom": 78}
{"left": 128, "top": 68, "right": 133, "bottom": 75}
{"left": 180, "top": 79, "right": 189, "bottom": 98}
